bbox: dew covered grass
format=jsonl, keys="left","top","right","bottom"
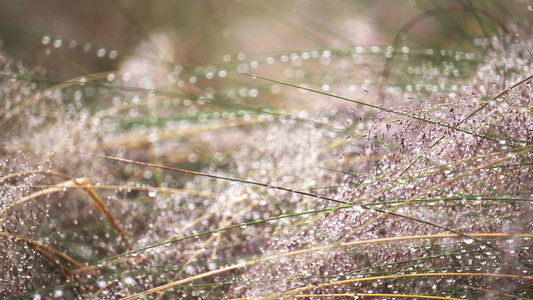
{"left": 0, "top": 1, "right": 532, "bottom": 299}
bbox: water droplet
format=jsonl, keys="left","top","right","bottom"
{"left": 144, "top": 171, "right": 153, "bottom": 180}
{"left": 97, "top": 280, "right": 106, "bottom": 288}
{"left": 208, "top": 262, "right": 217, "bottom": 270}
{"left": 42, "top": 36, "right": 50, "bottom": 45}
{"left": 123, "top": 276, "right": 134, "bottom": 285}
{"left": 248, "top": 89, "right": 258, "bottom": 97}
{"left": 97, "top": 48, "right": 106, "bottom": 57}
{"left": 237, "top": 64, "right": 249, "bottom": 73}
{"left": 109, "top": 50, "right": 118, "bottom": 59}
{"left": 186, "top": 265, "right": 196, "bottom": 274}
{"left": 188, "top": 153, "right": 198, "bottom": 163}
{"left": 222, "top": 28, "right": 231, "bottom": 37}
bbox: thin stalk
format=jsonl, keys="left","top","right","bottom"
{"left": 119, "top": 233, "right": 532, "bottom": 300}
{"left": 241, "top": 73, "right": 505, "bottom": 145}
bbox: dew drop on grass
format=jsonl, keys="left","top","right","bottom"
{"left": 186, "top": 265, "right": 196, "bottom": 274}
{"left": 462, "top": 237, "right": 474, "bottom": 244}
{"left": 97, "top": 280, "right": 106, "bottom": 288}
{"left": 109, "top": 50, "right": 118, "bottom": 59}
{"left": 42, "top": 36, "right": 50, "bottom": 44}
{"left": 237, "top": 64, "right": 249, "bottom": 73}
{"left": 123, "top": 276, "right": 134, "bottom": 285}
{"left": 188, "top": 153, "right": 198, "bottom": 163}
{"left": 248, "top": 88, "right": 259, "bottom": 97}
{"left": 97, "top": 48, "right": 106, "bottom": 57}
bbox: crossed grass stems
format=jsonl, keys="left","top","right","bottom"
{"left": 99, "top": 70, "right": 533, "bottom": 299}
{"left": 2, "top": 5, "right": 533, "bottom": 299}
{"left": 3, "top": 65, "right": 532, "bottom": 299}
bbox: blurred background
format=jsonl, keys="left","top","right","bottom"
{"left": 1, "top": 1, "right": 530, "bottom": 83}
{"left": 0, "top": 0, "right": 531, "bottom": 169}
{"left": 1, "top": 0, "right": 531, "bottom": 171}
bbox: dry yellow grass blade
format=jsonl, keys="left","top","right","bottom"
{"left": 345, "top": 147, "right": 533, "bottom": 239}
{"left": 80, "top": 179, "right": 132, "bottom": 250}
{"left": 277, "top": 273, "right": 533, "bottom": 298}
{"left": 98, "top": 114, "right": 264, "bottom": 150}
{"left": 29, "top": 184, "right": 215, "bottom": 198}
{"left": 0, "top": 170, "right": 73, "bottom": 182}
{"left": 120, "top": 261, "right": 249, "bottom": 300}
{"left": 120, "top": 233, "right": 532, "bottom": 300}
{"left": 154, "top": 201, "right": 259, "bottom": 300}
{"left": 0, "top": 230, "right": 86, "bottom": 278}
{"left": 233, "top": 293, "right": 464, "bottom": 300}
{"left": 3, "top": 175, "right": 132, "bottom": 249}
{"left": 462, "top": 285, "right": 532, "bottom": 300}
{"left": 231, "top": 273, "right": 533, "bottom": 299}
{"left": 5, "top": 177, "right": 90, "bottom": 212}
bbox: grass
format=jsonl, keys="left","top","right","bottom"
{"left": 0, "top": 1, "right": 532, "bottom": 299}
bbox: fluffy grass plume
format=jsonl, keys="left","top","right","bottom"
{"left": 0, "top": 1, "right": 531, "bottom": 299}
